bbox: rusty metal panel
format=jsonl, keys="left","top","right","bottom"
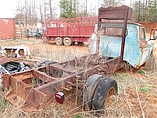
{"left": 98, "top": 5, "right": 133, "bottom": 20}
{"left": 0, "top": 57, "right": 19, "bottom": 65}
{"left": 0, "top": 18, "right": 16, "bottom": 39}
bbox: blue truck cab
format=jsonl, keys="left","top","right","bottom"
{"left": 98, "top": 23, "right": 154, "bottom": 68}
{"left": 88, "top": 22, "right": 154, "bottom": 68}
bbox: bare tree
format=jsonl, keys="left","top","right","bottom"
{"left": 24, "top": 0, "right": 28, "bottom": 26}
{"left": 49, "top": 0, "right": 53, "bottom": 20}
{"left": 145, "top": 0, "right": 148, "bottom": 21}
{"left": 138, "top": 0, "right": 140, "bottom": 22}
{"left": 102, "top": 0, "right": 116, "bottom": 7}
{"left": 39, "top": 1, "right": 43, "bottom": 22}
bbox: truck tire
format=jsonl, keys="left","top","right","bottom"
{"left": 78, "top": 42, "right": 83, "bottom": 46}
{"left": 83, "top": 74, "right": 104, "bottom": 110}
{"left": 55, "top": 37, "right": 63, "bottom": 45}
{"left": 91, "top": 78, "right": 118, "bottom": 111}
{"left": 63, "top": 37, "right": 72, "bottom": 46}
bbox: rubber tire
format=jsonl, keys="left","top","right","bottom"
{"left": 55, "top": 37, "right": 63, "bottom": 45}
{"left": 83, "top": 74, "right": 104, "bottom": 110}
{"left": 92, "top": 78, "right": 118, "bottom": 110}
{"left": 63, "top": 37, "right": 72, "bottom": 46}
{"left": 78, "top": 42, "right": 83, "bottom": 46}
{"left": 72, "top": 42, "right": 75, "bottom": 45}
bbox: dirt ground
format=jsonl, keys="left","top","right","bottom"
{"left": 0, "top": 38, "right": 157, "bottom": 118}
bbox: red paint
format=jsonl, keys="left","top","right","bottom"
{"left": 0, "top": 18, "right": 16, "bottom": 39}
{"left": 45, "top": 17, "right": 97, "bottom": 43}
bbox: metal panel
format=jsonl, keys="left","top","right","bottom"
{"left": 98, "top": 6, "right": 133, "bottom": 20}
{"left": 0, "top": 57, "right": 19, "bottom": 65}
{"left": 0, "top": 18, "right": 16, "bottom": 39}
{"left": 101, "top": 22, "right": 124, "bottom": 28}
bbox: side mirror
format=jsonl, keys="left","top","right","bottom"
{"left": 150, "top": 29, "right": 157, "bottom": 40}
{"left": 153, "top": 30, "right": 157, "bottom": 39}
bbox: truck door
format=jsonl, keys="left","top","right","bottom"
{"left": 138, "top": 27, "right": 153, "bottom": 66}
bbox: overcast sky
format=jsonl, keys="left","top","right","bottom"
{"left": 0, "top": 0, "right": 17, "bottom": 18}
{"left": 0, "top": 0, "right": 132, "bottom": 18}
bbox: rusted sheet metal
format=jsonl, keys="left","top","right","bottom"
{"left": 0, "top": 57, "right": 19, "bottom": 65}
{"left": 98, "top": 5, "right": 132, "bottom": 20}
{"left": 0, "top": 18, "right": 16, "bottom": 39}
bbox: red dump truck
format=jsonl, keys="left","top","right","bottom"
{"left": 45, "top": 17, "right": 97, "bottom": 45}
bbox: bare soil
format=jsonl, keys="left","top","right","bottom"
{"left": 0, "top": 38, "right": 157, "bottom": 118}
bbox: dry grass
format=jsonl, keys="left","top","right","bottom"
{"left": 0, "top": 38, "right": 157, "bottom": 118}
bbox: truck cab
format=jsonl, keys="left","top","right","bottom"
{"left": 98, "top": 23, "right": 153, "bottom": 68}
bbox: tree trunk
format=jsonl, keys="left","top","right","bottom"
{"left": 138, "top": 0, "right": 140, "bottom": 22}
{"left": 49, "top": 0, "right": 52, "bottom": 20}
{"left": 144, "top": 0, "right": 147, "bottom": 21}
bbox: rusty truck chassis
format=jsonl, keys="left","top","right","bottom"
{"left": 3, "top": 55, "right": 119, "bottom": 111}
{"left": 2, "top": 6, "right": 132, "bottom": 111}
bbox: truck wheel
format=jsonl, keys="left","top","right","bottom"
{"left": 78, "top": 42, "right": 83, "bottom": 46}
{"left": 63, "top": 37, "right": 72, "bottom": 46}
{"left": 83, "top": 74, "right": 104, "bottom": 110}
{"left": 91, "top": 78, "right": 118, "bottom": 111}
{"left": 55, "top": 37, "right": 63, "bottom": 45}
